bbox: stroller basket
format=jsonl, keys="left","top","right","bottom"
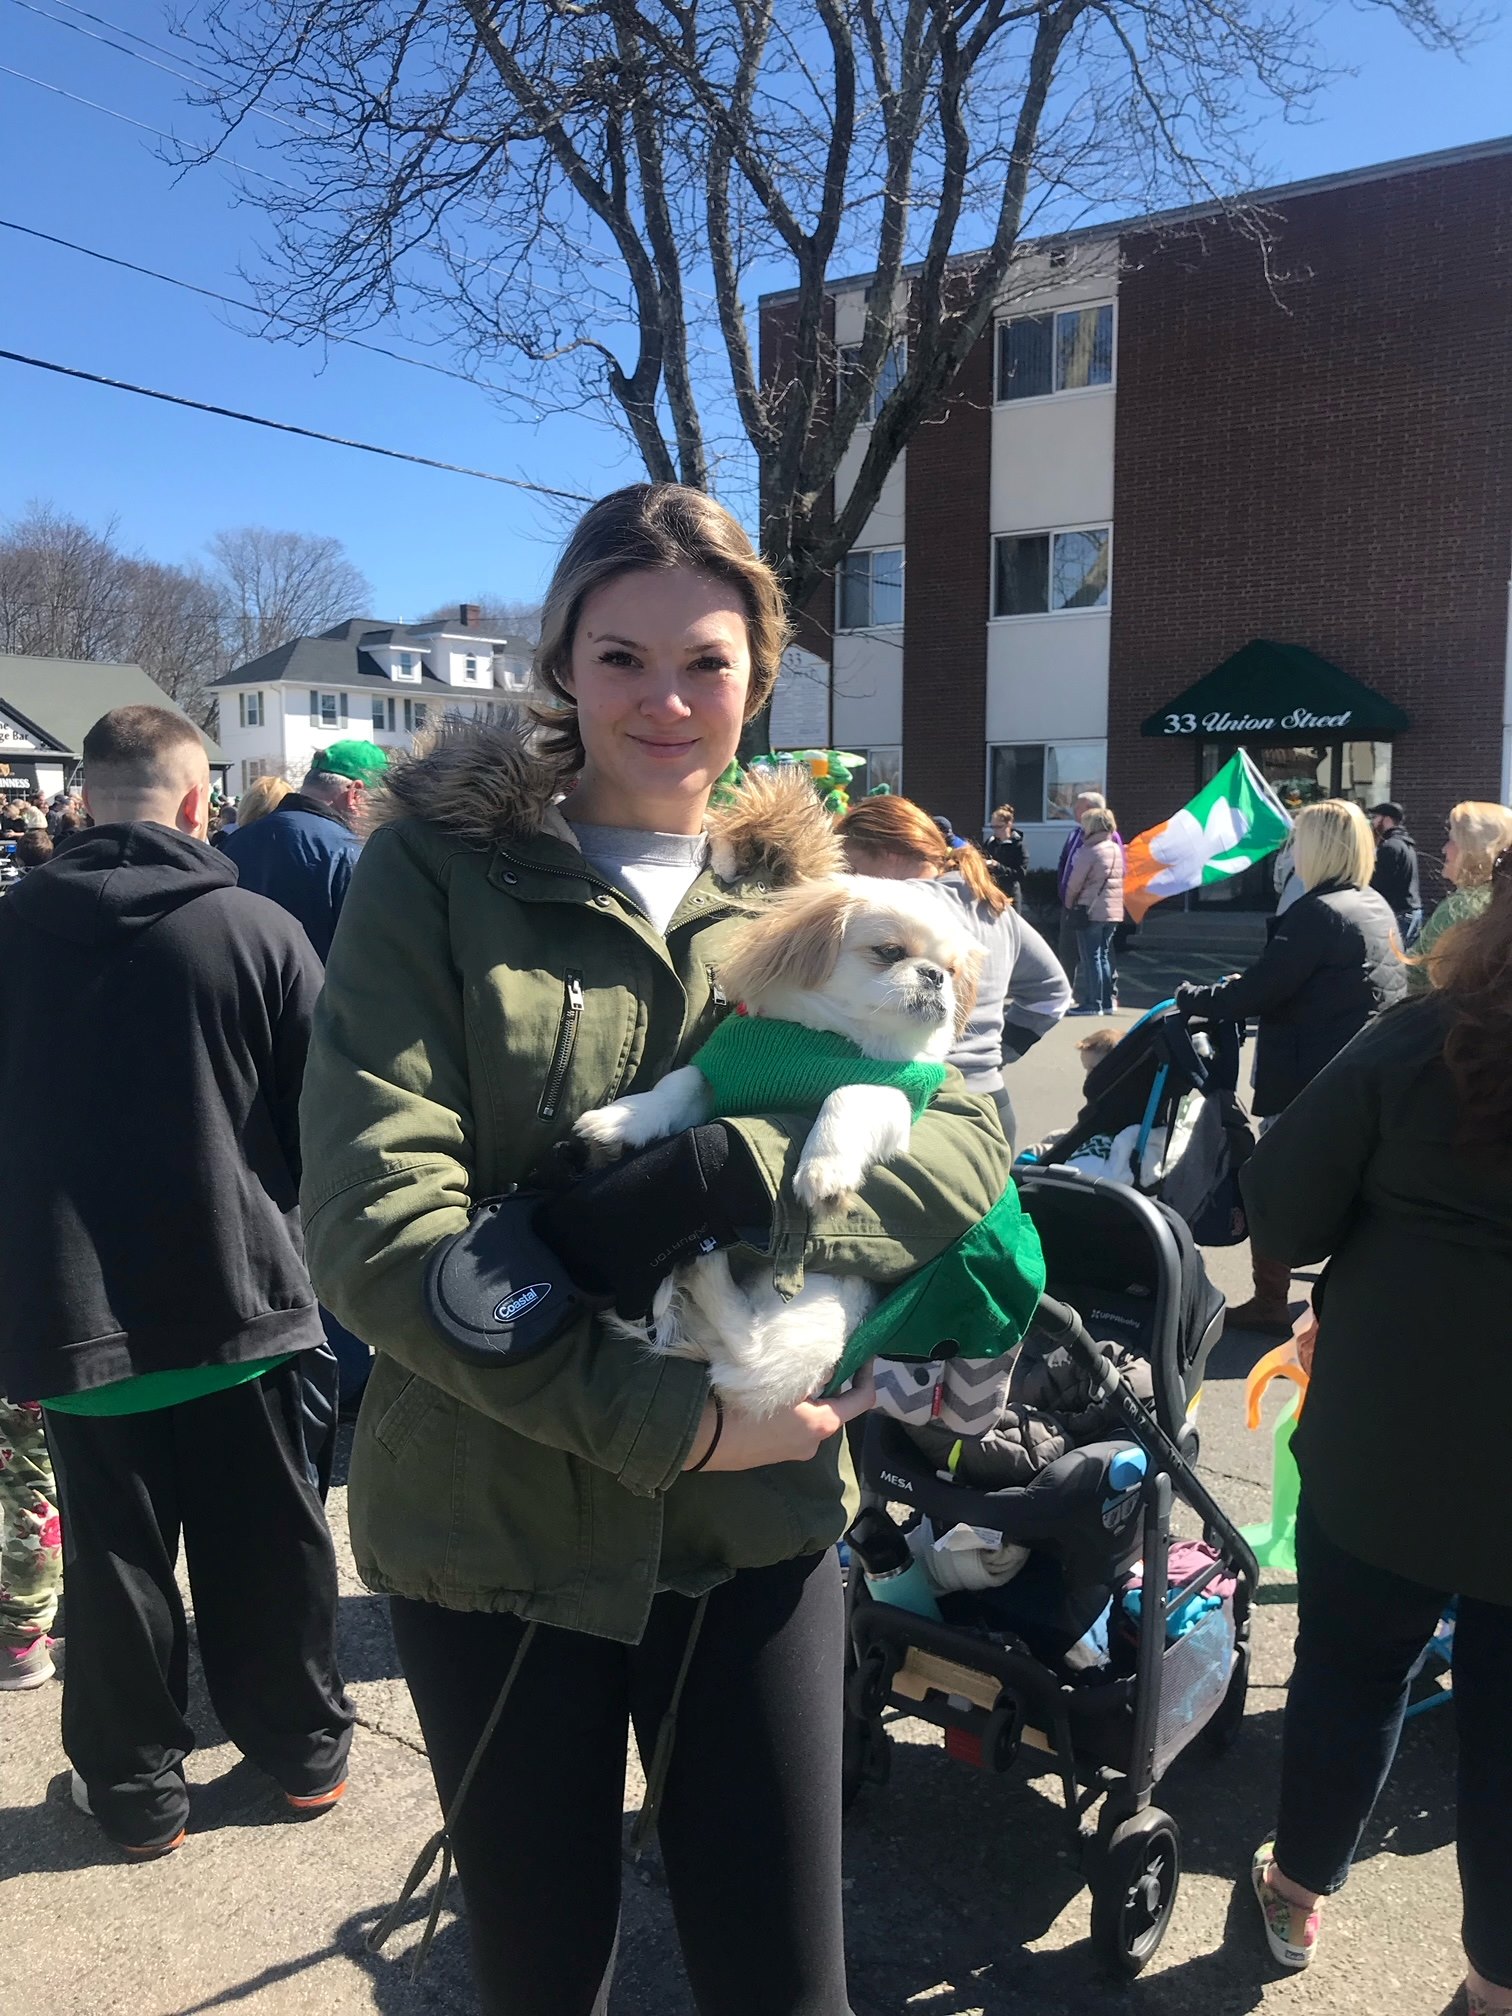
{"left": 844, "top": 1170, "right": 1258, "bottom": 1980}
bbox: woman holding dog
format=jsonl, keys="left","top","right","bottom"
{"left": 1240, "top": 855, "right": 1512, "bottom": 2012}
{"left": 298, "top": 484, "right": 1011, "bottom": 2015}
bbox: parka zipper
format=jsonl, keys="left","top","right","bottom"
{"left": 537, "top": 971, "right": 585, "bottom": 1120}
{"left": 706, "top": 964, "right": 728, "bottom": 1009}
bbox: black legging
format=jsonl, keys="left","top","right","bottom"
{"left": 390, "top": 1550, "right": 849, "bottom": 2016}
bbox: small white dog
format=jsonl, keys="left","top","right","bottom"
{"left": 575, "top": 876, "right": 981, "bottom": 1414}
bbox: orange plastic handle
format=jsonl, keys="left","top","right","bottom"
{"left": 1244, "top": 1339, "right": 1310, "bottom": 1430}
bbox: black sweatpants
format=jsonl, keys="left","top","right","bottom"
{"left": 44, "top": 1356, "right": 354, "bottom": 1849}
{"left": 391, "top": 1550, "right": 850, "bottom": 2016}
{"left": 1274, "top": 1497, "right": 1512, "bottom": 1988}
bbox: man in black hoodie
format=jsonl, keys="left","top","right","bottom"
{"left": 0, "top": 705, "right": 352, "bottom": 1857}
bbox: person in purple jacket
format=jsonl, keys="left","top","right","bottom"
{"left": 1056, "top": 790, "right": 1125, "bottom": 1002}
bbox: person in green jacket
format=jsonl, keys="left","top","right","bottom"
{"left": 1406, "top": 797, "right": 1512, "bottom": 994}
{"left": 298, "top": 484, "right": 1011, "bottom": 2016}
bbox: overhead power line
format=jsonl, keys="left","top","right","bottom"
{"left": 0, "top": 61, "right": 304, "bottom": 190}
{"left": 0, "top": 348, "right": 594, "bottom": 502}
{"left": 0, "top": 217, "right": 512, "bottom": 396}
{"left": 5, "top": 0, "right": 326, "bottom": 136}
{"left": 3, "top": 0, "right": 716, "bottom": 306}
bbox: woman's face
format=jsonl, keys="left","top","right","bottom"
{"left": 1444, "top": 835, "right": 1462, "bottom": 885}
{"left": 562, "top": 565, "right": 752, "bottom": 834}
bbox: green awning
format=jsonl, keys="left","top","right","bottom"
{"left": 1141, "top": 640, "right": 1411, "bottom": 740}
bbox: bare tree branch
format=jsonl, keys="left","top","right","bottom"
{"left": 174, "top": 0, "right": 1479, "bottom": 626}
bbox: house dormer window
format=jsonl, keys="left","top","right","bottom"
{"left": 464, "top": 655, "right": 479, "bottom": 679}
{"left": 394, "top": 652, "right": 420, "bottom": 681}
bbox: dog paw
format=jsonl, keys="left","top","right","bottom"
{"left": 573, "top": 1102, "right": 641, "bottom": 1163}
{"left": 793, "top": 1154, "right": 866, "bottom": 1210}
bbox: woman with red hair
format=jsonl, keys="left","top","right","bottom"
{"left": 837, "top": 795, "right": 1071, "bottom": 1149}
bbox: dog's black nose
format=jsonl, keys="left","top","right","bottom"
{"left": 917, "top": 964, "right": 944, "bottom": 989}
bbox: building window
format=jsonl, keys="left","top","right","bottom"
{"left": 837, "top": 547, "right": 904, "bottom": 630}
{"left": 372, "top": 695, "right": 396, "bottom": 733}
{"left": 403, "top": 699, "right": 427, "bottom": 733}
{"left": 394, "top": 652, "right": 420, "bottom": 679}
{"left": 837, "top": 340, "right": 906, "bottom": 424}
{"left": 464, "top": 655, "right": 478, "bottom": 679}
{"left": 989, "top": 741, "right": 1106, "bottom": 824}
{"left": 857, "top": 747, "right": 903, "bottom": 798}
{"left": 992, "top": 527, "right": 1110, "bottom": 616}
{"left": 995, "top": 303, "right": 1114, "bottom": 402}
{"left": 309, "top": 692, "right": 346, "bottom": 727}
{"left": 238, "top": 691, "right": 263, "bottom": 729}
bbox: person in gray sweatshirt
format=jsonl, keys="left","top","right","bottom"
{"left": 837, "top": 796, "right": 1072, "bottom": 1150}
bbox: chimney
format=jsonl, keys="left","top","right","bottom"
{"left": 459, "top": 602, "right": 481, "bottom": 629}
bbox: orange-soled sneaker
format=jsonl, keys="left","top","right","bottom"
{"left": 70, "top": 1770, "right": 185, "bottom": 1859}
{"left": 284, "top": 1779, "right": 348, "bottom": 1817}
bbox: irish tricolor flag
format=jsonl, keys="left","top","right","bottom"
{"left": 1124, "top": 751, "right": 1292, "bottom": 923}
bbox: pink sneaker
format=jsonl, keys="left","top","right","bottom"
{"left": 1251, "top": 1844, "right": 1320, "bottom": 1970}
{"left": 0, "top": 1637, "right": 56, "bottom": 1690}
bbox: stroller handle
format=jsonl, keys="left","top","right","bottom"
{"left": 1034, "top": 1294, "right": 1262, "bottom": 1594}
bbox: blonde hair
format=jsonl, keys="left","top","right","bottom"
{"left": 236, "top": 774, "right": 292, "bottom": 828}
{"left": 530, "top": 484, "right": 791, "bottom": 771}
{"left": 1447, "top": 801, "right": 1512, "bottom": 888}
{"left": 1081, "top": 806, "right": 1116, "bottom": 837}
{"left": 835, "top": 794, "right": 1007, "bottom": 913}
{"left": 991, "top": 803, "right": 1015, "bottom": 825}
{"left": 1293, "top": 799, "right": 1376, "bottom": 892}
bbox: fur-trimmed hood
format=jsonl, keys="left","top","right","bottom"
{"left": 367, "top": 717, "right": 844, "bottom": 889}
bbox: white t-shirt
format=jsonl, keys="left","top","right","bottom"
{"left": 564, "top": 818, "right": 709, "bottom": 936}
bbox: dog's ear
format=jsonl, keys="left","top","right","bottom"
{"left": 719, "top": 883, "right": 853, "bottom": 1006}
{"left": 950, "top": 943, "right": 984, "bottom": 1039}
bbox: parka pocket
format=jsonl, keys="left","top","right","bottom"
{"left": 371, "top": 1372, "right": 437, "bottom": 1462}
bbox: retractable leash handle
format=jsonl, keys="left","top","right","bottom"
{"left": 423, "top": 1190, "right": 613, "bottom": 1367}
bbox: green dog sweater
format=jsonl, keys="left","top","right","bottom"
{"left": 689, "top": 1010, "right": 1045, "bottom": 1387}
{"left": 691, "top": 1012, "right": 947, "bottom": 1121}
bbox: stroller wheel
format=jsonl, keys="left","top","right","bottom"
{"left": 841, "top": 1711, "right": 891, "bottom": 1812}
{"left": 1205, "top": 1640, "right": 1251, "bottom": 1754}
{"left": 1092, "top": 1809, "right": 1181, "bottom": 1977}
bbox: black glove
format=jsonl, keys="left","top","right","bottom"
{"left": 533, "top": 1122, "right": 773, "bottom": 1320}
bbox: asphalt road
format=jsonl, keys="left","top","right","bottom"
{"left": 1, "top": 1014, "right": 1466, "bottom": 2015}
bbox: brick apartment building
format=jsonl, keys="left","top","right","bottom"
{"left": 759, "top": 137, "right": 1512, "bottom": 906}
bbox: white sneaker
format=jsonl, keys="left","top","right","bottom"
{"left": 0, "top": 1637, "right": 55, "bottom": 1689}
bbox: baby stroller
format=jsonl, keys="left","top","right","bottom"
{"left": 844, "top": 1166, "right": 1259, "bottom": 1977}
{"left": 1032, "top": 1001, "right": 1255, "bottom": 1246}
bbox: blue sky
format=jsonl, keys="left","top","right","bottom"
{"left": 0, "top": 1, "right": 1507, "bottom": 620}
